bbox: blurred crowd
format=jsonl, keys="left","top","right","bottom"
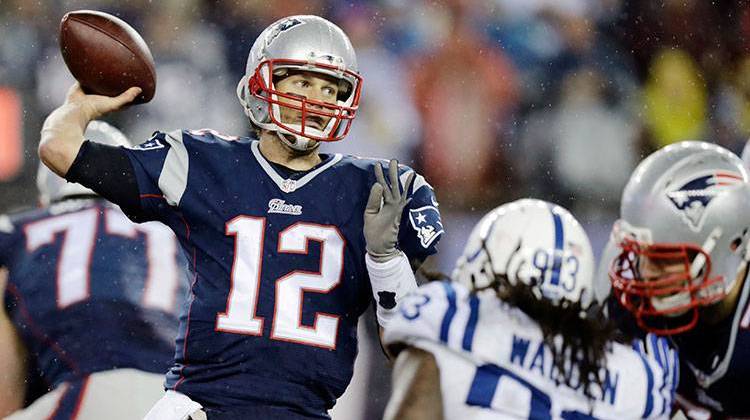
{"left": 4, "top": 0, "right": 750, "bottom": 266}
{"left": 3, "top": 0, "right": 750, "bottom": 417}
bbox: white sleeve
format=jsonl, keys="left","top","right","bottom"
{"left": 631, "top": 333, "right": 680, "bottom": 419}
{"left": 383, "top": 281, "right": 478, "bottom": 353}
{"left": 366, "top": 251, "right": 418, "bottom": 328}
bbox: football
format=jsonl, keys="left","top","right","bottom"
{"left": 59, "top": 10, "right": 156, "bottom": 104}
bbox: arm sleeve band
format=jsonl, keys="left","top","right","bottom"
{"left": 64, "top": 140, "right": 142, "bottom": 215}
{"left": 367, "top": 251, "right": 419, "bottom": 328}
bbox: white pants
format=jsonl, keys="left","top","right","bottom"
{"left": 5, "top": 369, "right": 165, "bottom": 420}
{"left": 143, "top": 390, "right": 205, "bottom": 420}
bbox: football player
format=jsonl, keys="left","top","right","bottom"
{"left": 383, "top": 199, "right": 678, "bottom": 419}
{"left": 38, "top": 15, "right": 443, "bottom": 419}
{"left": 603, "top": 141, "right": 750, "bottom": 418}
{"left": 0, "top": 121, "right": 188, "bottom": 419}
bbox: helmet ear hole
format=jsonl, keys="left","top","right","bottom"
{"left": 731, "top": 227, "right": 750, "bottom": 254}
{"left": 730, "top": 235, "right": 743, "bottom": 252}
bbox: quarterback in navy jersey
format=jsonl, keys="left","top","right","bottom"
{"left": 602, "top": 141, "right": 750, "bottom": 418}
{"left": 0, "top": 122, "right": 188, "bottom": 420}
{"left": 38, "top": 15, "right": 443, "bottom": 419}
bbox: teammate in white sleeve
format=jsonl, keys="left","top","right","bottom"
{"left": 383, "top": 199, "right": 678, "bottom": 419}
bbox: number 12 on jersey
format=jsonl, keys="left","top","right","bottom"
{"left": 216, "top": 216, "right": 344, "bottom": 349}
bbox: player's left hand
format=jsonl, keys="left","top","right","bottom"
{"left": 364, "top": 159, "right": 415, "bottom": 263}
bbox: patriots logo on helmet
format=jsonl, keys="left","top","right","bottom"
{"left": 265, "top": 18, "right": 304, "bottom": 48}
{"left": 666, "top": 171, "right": 743, "bottom": 231}
{"left": 408, "top": 206, "right": 444, "bottom": 248}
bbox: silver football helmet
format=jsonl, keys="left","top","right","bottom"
{"left": 742, "top": 139, "right": 750, "bottom": 171}
{"left": 610, "top": 141, "right": 750, "bottom": 334}
{"left": 236, "top": 15, "right": 362, "bottom": 152}
{"left": 37, "top": 121, "right": 131, "bottom": 206}
{"left": 453, "top": 199, "right": 596, "bottom": 308}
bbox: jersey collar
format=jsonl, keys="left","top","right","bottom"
{"left": 250, "top": 141, "right": 342, "bottom": 193}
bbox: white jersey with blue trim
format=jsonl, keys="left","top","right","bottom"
{"left": 384, "top": 281, "right": 678, "bottom": 419}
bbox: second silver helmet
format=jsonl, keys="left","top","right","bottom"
{"left": 610, "top": 141, "right": 750, "bottom": 334}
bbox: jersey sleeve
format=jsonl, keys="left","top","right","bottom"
{"left": 384, "top": 281, "right": 476, "bottom": 354}
{"left": 122, "top": 130, "right": 189, "bottom": 222}
{"left": 397, "top": 169, "right": 443, "bottom": 261}
{"left": 631, "top": 333, "right": 679, "bottom": 419}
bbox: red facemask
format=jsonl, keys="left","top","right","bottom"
{"left": 609, "top": 237, "right": 725, "bottom": 335}
{"left": 247, "top": 59, "right": 363, "bottom": 142}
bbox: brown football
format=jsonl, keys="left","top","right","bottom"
{"left": 59, "top": 10, "right": 156, "bottom": 104}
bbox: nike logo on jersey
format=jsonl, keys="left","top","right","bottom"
{"left": 268, "top": 199, "right": 302, "bottom": 216}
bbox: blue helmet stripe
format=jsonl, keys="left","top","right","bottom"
{"left": 550, "top": 208, "right": 564, "bottom": 286}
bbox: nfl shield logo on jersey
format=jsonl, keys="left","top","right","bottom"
{"left": 408, "top": 206, "right": 444, "bottom": 248}
{"left": 280, "top": 179, "right": 297, "bottom": 193}
{"left": 666, "top": 171, "right": 743, "bottom": 231}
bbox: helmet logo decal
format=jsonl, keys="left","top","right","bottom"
{"left": 265, "top": 18, "right": 305, "bottom": 49}
{"left": 666, "top": 171, "right": 743, "bottom": 231}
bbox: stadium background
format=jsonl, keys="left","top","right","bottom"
{"left": 1, "top": 0, "right": 748, "bottom": 418}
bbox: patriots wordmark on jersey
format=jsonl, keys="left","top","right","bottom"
{"left": 384, "top": 281, "right": 678, "bottom": 420}
{"left": 0, "top": 199, "right": 188, "bottom": 415}
{"left": 121, "top": 129, "right": 443, "bottom": 415}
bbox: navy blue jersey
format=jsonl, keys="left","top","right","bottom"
{"left": 670, "top": 268, "right": 750, "bottom": 418}
{"left": 0, "top": 199, "right": 188, "bottom": 390}
{"left": 122, "top": 129, "right": 443, "bottom": 415}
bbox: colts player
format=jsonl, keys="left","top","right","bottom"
{"left": 0, "top": 122, "right": 187, "bottom": 419}
{"left": 383, "top": 199, "right": 678, "bottom": 419}
{"left": 38, "top": 15, "right": 442, "bottom": 419}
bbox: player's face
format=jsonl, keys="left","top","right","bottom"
{"left": 638, "top": 252, "right": 692, "bottom": 315}
{"left": 275, "top": 71, "right": 340, "bottom": 131}
{"left": 639, "top": 255, "right": 685, "bottom": 281}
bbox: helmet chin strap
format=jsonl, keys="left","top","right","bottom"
{"left": 275, "top": 131, "right": 320, "bottom": 153}
{"left": 267, "top": 100, "right": 331, "bottom": 152}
